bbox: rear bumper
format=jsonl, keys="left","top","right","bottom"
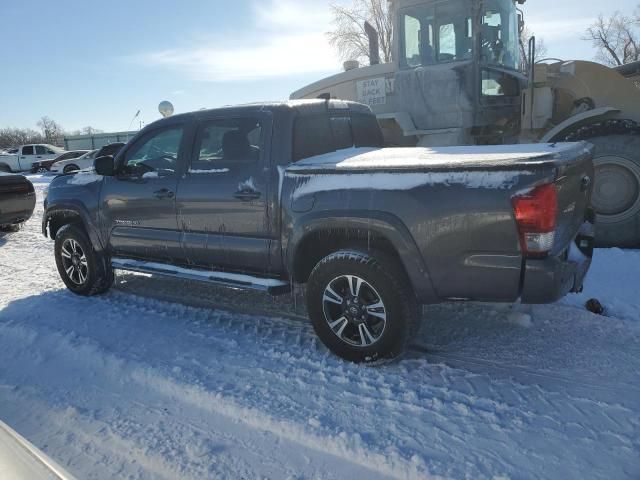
{"left": 521, "top": 222, "right": 594, "bottom": 304}
{"left": 31, "top": 163, "right": 51, "bottom": 173}
{"left": 0, "top": 190, "right": 36, "bottom": 226}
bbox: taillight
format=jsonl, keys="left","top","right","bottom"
{"left": 512, "top": 183, "right": 557, "bottom": 257}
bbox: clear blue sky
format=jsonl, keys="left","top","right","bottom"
{"left": 0, "top": 0, "right": 636, "bottom": 133}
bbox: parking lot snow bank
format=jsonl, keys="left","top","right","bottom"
{"left": 562, "top": 247, "right": 640, "bottom": 323}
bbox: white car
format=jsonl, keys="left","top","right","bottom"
{"left": 50, "top": 150, "right": 99, "bottom": 174}
{"left": 0, "top": 419, "right": 76, "bottom": 480}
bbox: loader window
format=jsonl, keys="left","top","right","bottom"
{"left": 404, "top": 15, "right": 422, "bottom": 67}
{"left": 403, "top": 12, "right": 435, "bottom": 67}
{"left": 481, "top": 0, "right": 519, "bottom": 70}
{"left": 401, "top": 0, "right": 472, "bottom": 68}
{"left": 438, "top": 24, "right": 456, "bottom": 59}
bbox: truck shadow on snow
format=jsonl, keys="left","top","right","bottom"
{"left": 112, "top": 272, "right": 640, "bottom": 403}
{"left": 0, "top": 229, "right": 18, "bottom": 247}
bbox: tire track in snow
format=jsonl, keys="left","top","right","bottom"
{"left": 3, "top": 285, "right": 638, "bottom": 479}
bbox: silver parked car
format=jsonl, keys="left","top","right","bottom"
{"left": 50, "top": 150, "right": 99, "bottom": 174}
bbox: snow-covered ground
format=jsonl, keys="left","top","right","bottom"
{"left": 0, "top": 175, "right": 638, "bottom": 479}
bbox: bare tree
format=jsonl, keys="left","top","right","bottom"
{"left": 519, "top": 27, "right": 549, "bottom": 69}
{"left": 71, "top": 126, "right": 104, "bottom": 136}
{"left": 327, "top": 0, "right": 393, "bottom": 64}
{"left": 0, "top": 128, "right": 43, "bottom": 150}
{"left": 37, "top": 116, "right": 64, "bottom": 145}
{"left": 585, "top": 11, "right": 640, "bottom": 66}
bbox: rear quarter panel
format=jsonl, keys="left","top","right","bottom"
{"left": 283, "top": 167, "right": 557, "bottom": 303}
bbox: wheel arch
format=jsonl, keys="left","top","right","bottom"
{"left": 541, "top": 107, "right": 620, "bottom": 143}
{"left": 43, "top": 204, "right": 105, "bottom": 253}
{"left": 286, "top": 211, "right": 438, "bottom": 303}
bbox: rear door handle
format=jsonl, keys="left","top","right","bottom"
{"left": 153, "top": 188, "right": 175, "bottom": 199}
{"left": 234, "top": 190, "right": 261, "bottom": 201}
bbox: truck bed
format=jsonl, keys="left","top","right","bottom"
{"left": 287, "top": 143, "right": 592, "bottom": 172}
{"left": 284, "top": 142, "right": 594, "bottom": 304}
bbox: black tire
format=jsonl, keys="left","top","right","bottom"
{"left": 63, "top": 164, "right": 80, "bottom": 174}
{"left": 306, "top": 250, "right": 417, "bottom": 363}
{"left": 54, "top": 224, "right": 114, "bottom": 296}
{"left": 586, "top": 135, "right": 640, "bottom": 247}
{"left": 0, "top": 223, "right": 21, "bottom": 233}
{"left": 0, "top": 165, "right": 11, "bottom": 173}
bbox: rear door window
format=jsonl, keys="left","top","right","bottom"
{"left": 190, "top": 118, "right": 262, "bottom": 173}
{"left": 293, "top": 112, "right": 383, "bottom": 162}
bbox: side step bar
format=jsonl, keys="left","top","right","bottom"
{"left": 111, "top": 258, "right": 291, "bottom": 295}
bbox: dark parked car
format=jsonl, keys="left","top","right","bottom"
{"left": 0, "top": 172, "right": 35, "bottom": 230}
{"left": 43, "top": 100, "right": 595, "bottom": 362}
{"left": 96, "top": 142, "right": 125, "bottom": 158}
{"left": 31, "top": 150, "right": 89, "bottom": 173}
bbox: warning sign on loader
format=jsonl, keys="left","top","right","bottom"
{"left": 356, "top": 77, "right": 386, "bottom": 107}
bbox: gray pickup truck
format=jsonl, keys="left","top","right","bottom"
{"left": 43, "top": 100, "right": 595, "bottom": 362}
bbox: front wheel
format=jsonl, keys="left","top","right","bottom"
{"left": 306, "top": 250, "right": 417, "bottom": 363}
{"left": 54, "top": 224, "right": 113, "bottom": 296}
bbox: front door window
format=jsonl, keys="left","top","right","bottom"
{"left": 122, "top": 127, "right": 183, "bottom": 178}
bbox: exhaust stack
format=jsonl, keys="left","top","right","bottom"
{"left": 364, "top": 21, "right": 380, "bottom": 66}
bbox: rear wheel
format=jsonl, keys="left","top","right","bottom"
{"left": 63, "top": 164, "right": 80, "bottom": 173}
{"left": 586, "top": 135, "right": 640, "bottom": 247}
{"left": 306, "top": 250, "right": 417, "bottom": 363}
{"left": 55, "top": 224, "right": 113, "bottom": 296}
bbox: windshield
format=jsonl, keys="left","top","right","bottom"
{"left": 45, "top": 144, "right": 65, "bottom": 154}
{"left": 79, "top": 150, "right": 98, "bottom": 160}
{"left": 481, "top": 0, "right": 519, "bottom": 70}
{"left": 401, "top": 0, "right": 473, "bottom": 68}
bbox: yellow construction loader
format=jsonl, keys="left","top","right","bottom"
{"left": 291, "top": 0, "right": 640, "bottom": 246}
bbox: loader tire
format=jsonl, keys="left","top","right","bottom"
{"left": 586, "top": 135, "right": 640, "bottom": 247}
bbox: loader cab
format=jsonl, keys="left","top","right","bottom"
{"left": 395, "top": 0, "right": 525, "bottom": 145}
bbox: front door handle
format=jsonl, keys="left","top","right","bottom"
{"left": 234, "top": 190, "right": 261, "bottom": 201}
{"left": 153, "top": 188, "right": 175, "bottom": 199}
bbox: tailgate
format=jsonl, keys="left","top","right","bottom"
{"left": 552, "top": 142, "right": 595, "bottom": 255}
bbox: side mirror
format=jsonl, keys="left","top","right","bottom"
{"left": 518, "top": 12, "right": 525, "bottom": 34}
{"left": 94, "top": 155, "right": 115, "bottom": 176}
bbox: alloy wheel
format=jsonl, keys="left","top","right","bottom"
{"left": 322, "top": 274, "right": 387, "bottom": 347}
{"left": 60, "top": 238, "right": 89, "bottom": 285}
